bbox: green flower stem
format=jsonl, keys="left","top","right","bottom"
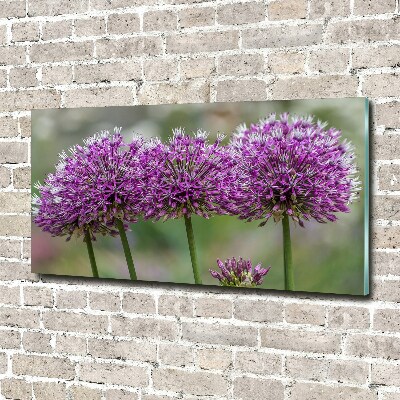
{"left": 184, "top": 215, "right": 202, "bottom": 285}
{"left": 84, "top": 230, "right": 99, "bottom": 278}
{"left": 282, "top": 214, "right": 294, "bottom": 291}
{"left": 116, "top": 219, "right": 137, "bottom": 281}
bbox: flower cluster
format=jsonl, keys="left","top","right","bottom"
{"left": 229, "top": 113, "right": 360, "bottom": 227}
{"left": 209, "top": 257, "right": 270, "bottom": 287}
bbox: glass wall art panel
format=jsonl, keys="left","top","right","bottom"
{"left": 32, "top": 97, "right": 369, "bottom": 295}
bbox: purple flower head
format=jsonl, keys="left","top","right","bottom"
{"left": 143, "top": 128, "right": 235, "bottom": 221}
{"left": 33, "top": 128, "right": 146, "bottom": 240}
{"left": 229, "top": 113, "right": 361, "bottom": 227}
{"left": 209, "top": 257, "right": 270, "bottom": 287}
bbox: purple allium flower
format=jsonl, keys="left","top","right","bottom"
{"left": 229, "top": 113, "right": 361, "bottom": 227}
{"left": 143, "top": 128, "right": 235, "bottom": 221}
{"left": 33, "top": 128, "right": 147, "bottom": 240}
{"left": 209, "top": 257, "right": 270, "bottom": 287}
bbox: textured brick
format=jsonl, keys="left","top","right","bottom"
{"left": 143, "top": 58, "right": 178, "bottom": 81}
{"left": 153, "top": 368, "right": 228, "bottom": 396}
{"left": 373, "top": 280, "right": 400, "bottom": 302}
{"left": 96, "top": 37, "right": 163, "bottom": 59}
{"left": 374, "top": 309, "right": 400, "bottom": 333}
{"left": 1, "top": 379, "right": 32, "bottom": 400}
{"left": 381, "top": 394, "right": 400, "bottom": 400}
{"left": 105, "top": 389, "right": 138, "bottom": 400}
{"left": 55, "top": 334, "right": 86, "bottom": 356}
{"left": 197, "top": 348, "right": 232, "bottom": 370}
{"left": 218, "top": 53, "right": 264, "bottom": 76}
{"left": 234, "top": 299, "right": 283, "bottom": 323}
{"left": 373, "top": 196, "right": 400, "bottom": 220}
{"left": 179, "top": 7, "right": 215, "bottom": 28}
{"left": 233, "top": 376, "right": 284, "bottom": 400}
{"left": 13, "top": 354, "right": 75, "bottom": 379}
{"left": 143, "top": 10, "right": 176, "bottom": 31}
{"left": 90, "top": 0, "right": 157, "bottom": 10}
{"left": 89, "top": 291, "right": 120, "bottom": 311}
{"left": 13, "top": 167, "right": 31, "bottom": 189}
{"left": 88, "top": 338, "right": 157, "bottom": 362}
{"left": 64, "top": 86, "right": 133, "bottom": 108}
{"left": 327, "top": 306, "right": 370, "bottom": 329}
{"left": 328, "top": 360, "right": 369, "bottom": 384}
{"left": 11, "top": 21, "right": 39, "bottom": 42}
{"left": 373, "top": 251, "right": 400, "bottom": 275}
{"left": 242, "top": 24, "right": 323, "bottom": 49}
{"left": 80, "top": 362, "right": 148, "bottom": 387}
{"left": 0, "top": 89, "right": 61, "bottom": 112}
{"left": 18, "top": 116, "right": 30, "bottom": 138}
{"left": 30, "top": 41, "right": 93, "bottom": 63}
{"left": 122, "top": 292, "right": 156, "bottom": 314}
{"left": 182, "top": 321, "right": 257, "bottom": 346}
{"left": 166, "top": 31, "right": 239, "bottom": 54}
{"left": 270, "top": 75, "right": 358, "bottom": 99}
{"left": 180, "top": 57, "right": 215, "bottom": 79}
{"left": 42, "top": 20, "right": 72, "bottom": 40}
{"left": 22, "top": 332, "right": 52, "bottom": 353}
{"left": 345, "top": 333, "right": 400, "bottom": 359}
{"left": 308, "top": 49, "right": 350, "bottom": 73}
{"left": 33, "top": 382, "right": 67, "bottom": 400}
{"left": 42, "top": 65, "right": 73, "bottom": 86}
{"left": 0, "top": 142, "right": 28, "bottom": 163}
{"left": 310, "top": 0, "right": 349, "bottom": 17}
{"left": 70, "top": 385, "right": 102, "bottom": 400}
{"left": 108, "top": 13, "right": 140, "bottom": 34}
{"left": 22, "top": 239, "right": 30, "bottom": 259}
{"left": 159, "top": 343, "right": 193, "bottom": 367}
{"left": 285, "top": 303, "right": 326, "bottom": 326}
{"left": 353, "top": 45, "right": 400, "bottom": 69}
{"left": 0, "top": 262, "right": 37, "bottom": 282}
{"left": 268, "top": 0, "right": 307, "bottom": 20}
{"left": 235, "top": 351, "right": 282, "bottom": 374}
{"left": 0, "top": 330, "right": 21, "bottom": 349}
{"left": 0, "top": 240, "right": 20, "bottom": 258}
{"left": 158, "top": 294, "right": 193, "bottom": 317}
{"left": 0, "top": 192, "right": 30, "bottom": 213}
{"left": 363, "top": 74, "right": 400, "bottom": 98}
{"left": 216, "top": 79, "right": 267, "bottom": 102}
{"left": 0, "top": 0, "right": 25, "bottom": 18}
{"left": 0, "top": 116, "right": 18, "bottom": 138}
{"left": 56, "top": 289, "right": 87, "bottom": 309}
{"left": 75, "top": 17, "right": 105, "bottom": 37}
{"left": 269, "top": 52, "right": 305, "bottom": 74}
{"left": 218, "top": 2, "right": 265, "bottom": 25}
{"left": 373, "top": 226, "right": 400, "bottom": 249}
{"left": 0, "top": 166, "right": 11, "bottom": 187}
{"left": 0, "top": 285, "right": 20, "bottom": 305}
{"left": 0, "top": 216, "right": 30, "bottom": 236}
{"left": 372, "top": 363, "right": 400, "bottom": 386}
{"left": 376, "top": 102, "right": 400, "bottom": 128}
{"left": 378, "top": 164, "right": 400, "bottom": 191}
{"left": 286, "top": 356, "right": 328, "bottom": 380}
{"left": 374, "top": 135, "right": 400, "bottom": 160}
{"left": 354, "top": 0, "right": 395, "bottom": 15}
{"left": 261, "top": 328, "right": 341, "bottom": 354}
{"left": 0, "top": 46, "right": 26, "bottom": 66}
{"left": 195, "top": 297, "right": 232, "bottom": 319}
{"left": 28, "top": 0, "right": 89, "bottom": 16}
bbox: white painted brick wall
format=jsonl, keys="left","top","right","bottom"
{"left": 0, "top": 0, "right": 399, "bottom": 398}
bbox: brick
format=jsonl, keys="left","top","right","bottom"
{"left": 0, "top": 116, "right": 18, "bottom": 138}
{"left": 353, "top": 45, "right": 400, "bottom": 69}
{"left": 381, "top": 394, "right": 400, "bottom": 400}
{"left": 242, "top": 24, "right": 323, "bottom": 49}
{"left": 22, "top": 239, "right": 30, "bottom": 259}
{"left": 0, "top": 68, "right": 6, "bottom": 87}
{"left": 13, "top": 354, "right": 75, "bottom": 379}
{"left": 363, "top": 74, "right": 400, "bottom": 98}
{"left": 218, "top": 2, "right": 265, "bottom": 25}
{"left": 269, "top": 52, "right": 305, "bottom": 74}
{"left": 96, "top": 37, "right": 162, "bottom": 59}
{"left": 373, "top": 251, "right": 400, "bottom": 275}
{"left": 374, "top": 309, "right": 400, "bottom": 333}
{"left": 268, "top": 0, "right": 307, "bottom": 20}
{"left": 55, "top": 334, "right": 87, "bottom": 356}
{"left": 0, "top": 262, "right": 37, "bottom": 281}
{"left": 122, "top": 292, "right": 156, "bottom": 314}
{"left": 18, "top": 116, "right": 30, "bottom": 138}
{"left": 139, "top": 80, "right": 209, "bottom": 104}
{"left": 354, "top": 0, "right": 395, "bottom": 15}
{"left": 308, "top": 48, "right": 349, "bottom": 73}
{"left": 373, "top": 280, "right": 400, "bottom": 302}
{"left": 0, "top": 216, "right": 30, "bottom": 237}
{"left": 234, "top": 299, "right": 283, "bottom": 323}
{"left": 286, "top": 356, "right": 328, "bottom": 380}
{"left": 261, "top": 328, "right": 341, "bottom": 354}
{"left": 310, "top": 0, "right": 349, "bottom": 17}
{"left": 326, "top": 18, "right": 400, "bottom": 44}
{"left": 197, "top": 348, "right": 231, "bottom": 370}
{"left": 0, "top": 330, "right": 21, "bottom": 349}
{"left": 285, "top": 303, "right": 326, "bottom": 326}
{"left": 372, "top": 363, "right": 400, "bottom": 386}
{"left": 373, "top": 196, "right": 400, "bottom": 220}
{"left": 70, "top": 385, "right": 102, "bottom": 400}
{"left": 12, "top": 21, "right": 39, "bottom": 42}
{"left": 0, "top": 352, "right": 7, "bottom": 373}
{"left": 216, "top": 79, "right": 266, "bottom": 102}
{"left": 143, "top": 58, "right": 178, "bottom": 81}
{"left": 0, "top": 167, "right": 11, "bottom": 187}
{"left": 345, "top": 333, "right": 400, "bottom": 359}
{"left": 0, "top": 285, "right": 20, "bottom": 305}
{"left": 13, "top": 167, "right": 31, "bottom": 189}
{"left": 33, "top": 382, "right": 67, "bottom": 400}
{"left": 22, "top": 332, "right": 52, "bottom": 353}
{"left": 158, "top": 294, "right": 193, "bottom": 316}
{"left": 30, "top": 42, "right": 93, "bottom": 63}
{"left": 1, "top": 379, "right": 32, "bottom": 400}
{"left": 42, "top": 65, "right": 73, "bottom": 86}
{"left": 41, "top": 20, "right": 72, "bottom": 40}
{"left": 195, "top": 297, "right": 232, "bottom": 319}
{"left": 373, "top": 226, "right": 400, "bottom": 249}
{"left": 0, "top": 142, "right": 28, "bottom": 163}
{"left": 0, "top": 240, "right": 20, "bottom": 258}
{"left": 376, "top": 102, "right": 400, "bottom": 128}
{"left": 43, "top": 311, "right": 108, "bottom": 334}
{"left": 90, "top": 0, "right": 157, "bottom": 10}
{"left": 56, "top": 289, "right": 87, "bottom": 309}
{"left": 88, "top": 338, "right": 157, "bottom": 362}
{"left": 218, "top": 53, "right": 264, "bottom": 76}
{"left": 80, "top": 361, "right": 148, "bottom": 387}
{"left": 328, "top": 306, "right": 370, "bottom": 329}
{"left": 63, "top": 86, "right": 133, "bottom": 108}
{"left": 374, "top": 135, "right": 400, "bottom": 160}
{"left": 28, "top": 0, "right": 89, "bottom": 16}
{"left": 0, "top": 0, "right": 25, "bottom": 18}
{"left": 167, "top": 31, "right": 239, "bottom": 54}
{"left": 270, "top": 75, "right": 358, "bottom": 100}
{"left": 290, "top": 382, "right": 375, "bottom": 400}
{"left": 378, "top": 164, "right": 400, "bottom": 191}
{"left": 108, "top": 13, "right": 140, "bottom": 34}
{"left": 234, "top": 376, "right": 284, "bottom": 400}
{"left": 143, "top": 10, "right": 176, "bottom": 31}
{"left": 328, "top": 360, "right": 369, "bottom": 384}
{"left": 153, "top": 368, "right": 228, "bottom": 396}
{"left": 105, "top": 389, "right": 138, "bottom": 400}
{"left": 235, "top": 351, "right": 282, "bottom": 374}
{"left": 0, "top": 46, "right": 26, "bottom": 66}
{"left": 179, "top": 7, "right": 215, "bottom": 28}
{"left": 182, "top": 321, "right": 257, "bottom": 346}
{"left": 159, "top": 343, "right": 193, "bottom": 367}
{"left": 111, "top": 316, "right": 178, "bottom": 340}
{"left": 74, "top": 17, "right": 105, "bottom": 37}
{"left": 89, "top": 291, "right": 120, "bottom": 311}
{"left": 0, "top": 192, "right": 30, "bottom": 213}
{"left": 180, "top": 57, "right": 215, "bottom": 79}
{"left": 0, "top": 89, "right": 61, "bottom": 112}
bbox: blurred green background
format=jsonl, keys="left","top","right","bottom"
{"left": 32, "top": 98, "right": 368, "bottom": 295}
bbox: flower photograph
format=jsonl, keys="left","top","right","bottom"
{"left": 32, "top": 98, "right": 369, "bottom": 295}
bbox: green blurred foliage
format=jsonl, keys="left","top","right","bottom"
{"left": 32, "top": 98, "right": 368, "bottom": 295}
